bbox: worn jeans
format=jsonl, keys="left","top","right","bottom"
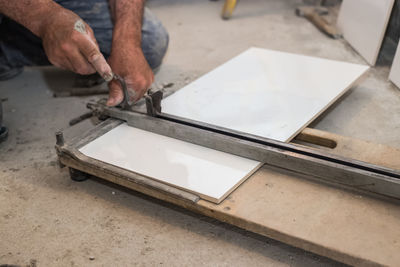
{"left": 0, "top": 0, "right": 169, "bottom": 70}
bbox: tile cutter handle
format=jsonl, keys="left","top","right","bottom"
{"left": 113, "top": 74, "right": 135, "bottom": 110}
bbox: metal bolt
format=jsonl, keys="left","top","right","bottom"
{"left": 55, "top": 131, "right": 64, "bottom": 146}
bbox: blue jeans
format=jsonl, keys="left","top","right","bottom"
{"left": 0, "top": 0, "right": 169, "bottom": 70}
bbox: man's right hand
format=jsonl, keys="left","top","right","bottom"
{"left": 39, "top": 8, "right": 113, "bottom": 81}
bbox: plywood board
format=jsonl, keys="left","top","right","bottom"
{"left": 337, "top": 0, "right": 395, "bottom": 65}
{"left": 63, "top": 124, "right": 400, "bottom": 266}
{"left": 389, "top": 41, "right": 400, "bottom": 89}
{"left": 162, "top": 47, "right": 369, "bottom": 142}
{"left": 79, "top": 123, "right": 262, "bottom": 203}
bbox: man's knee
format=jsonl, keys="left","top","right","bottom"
{"left": 141, "top": 8, "right": 169, "bottom": 70}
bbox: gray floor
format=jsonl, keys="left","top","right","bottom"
{"left": 1, "top": 0, "right": 399, "bottom": 266}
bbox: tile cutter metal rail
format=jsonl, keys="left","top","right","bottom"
{"left": 56, "top": 90, "right": 400, "bottom": 201}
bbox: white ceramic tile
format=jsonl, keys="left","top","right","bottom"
{"left": 389, "top": 41, "right": 400, "bottom": 89}
{"left": 161, "top": 47, "right": 369, "bottom": 142}
{"left": 79, "top": 124, "right": 262, "bottom": 203}
{"left": 337, "top": 0, "right": 394, "bottom": 65}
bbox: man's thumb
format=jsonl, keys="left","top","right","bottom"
{"left": 107, "top": 81, "right": 124, "bottom": 106}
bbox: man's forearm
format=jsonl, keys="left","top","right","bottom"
{"left": 108, "top": 0, "right": 145, "bottom": 48}
{"left": 0, "top": 0, "right": 61, "bottom": 37}
{"left": 106, "top": 0, "right": 153, "bottom": 106}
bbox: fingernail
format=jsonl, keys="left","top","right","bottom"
{"left": 103, "top": 72, "right": 114, "bottom": 82}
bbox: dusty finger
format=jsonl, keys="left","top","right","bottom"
{"left": 136, "top": 78, "right": 154, "bottom": 101}
{"left": 87, "top": 27, "right": 100, "bottom": 47}
{"left": 68, "top": 49, "right": 96, "bottom": 75}
{"left": 79, "top": 36, "right": 113, "bottom": 81}
{"left": 133, "top": 87, "right": 148, "bottom": 102}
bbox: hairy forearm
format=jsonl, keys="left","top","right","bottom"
{"left": 0, "top": 0, "right": 62, "bottom": 37}
{"left": 108, "top": 0, "right": 145, "bottom": 48}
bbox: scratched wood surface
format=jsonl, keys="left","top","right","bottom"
{"left": 60, "top": 127, "right": 400, "bottom": 266}
{"left": 196, "top": 129, "right": 400, "bottom": 266}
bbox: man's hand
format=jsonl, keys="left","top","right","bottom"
{"left": 107, "top": 0, "right": 151, "bottom": 106}
{"left": 0, "top": 0, "right": 113, "bottom": 80}
{"left": 0, "top": 0, "right": 112, "bottom": 80}
{"left": 40, "top": 8, "right": 113, "bottom": 80}
{"left": 107, "top": 44, "right": 154, "bottom": 106}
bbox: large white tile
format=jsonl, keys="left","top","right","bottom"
{"left": 337, "top": 0, "right": 394, "bottom": 65}
{"left": 79, "top": 124, "right": 262, "bottom": 203}
{"left": 161, "top": 47, "right": 369, "bottom": 142}
{"left": 389, "top": 41, "right": 400, "bottom": 89}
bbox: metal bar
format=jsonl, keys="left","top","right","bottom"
{"left": 100, "top": 105, "right": 400, "bottom": 178}
{"left": 157, "top": 112, "right": 400, "bottom": 178}
{"left": 95, "top": 107, "right": 400, "bottom": 199}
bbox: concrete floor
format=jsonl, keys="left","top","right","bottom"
{"left": 1, "top": 0, "right": 399, "bottom": 266}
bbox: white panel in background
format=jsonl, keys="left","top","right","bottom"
{"left": 162, "top": 47, "right": 369, "bottom": 142}
{"left": 337, "top": 0, "right": 395, "bottom": 65}
{"left": 79, "top": 124, "right": 262, "bottom": 204}
{"left": 389, "top": 41, "right": 400, "bottom": 89}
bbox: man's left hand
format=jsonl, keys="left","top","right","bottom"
{"left": 107, "top": 43, "right": 154, "bottom": 106}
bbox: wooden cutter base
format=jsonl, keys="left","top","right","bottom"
{"left": 56, "top": 118, "right": 400, "bottom": 266}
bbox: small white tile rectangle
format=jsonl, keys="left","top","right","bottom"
{"left": 337, "top": 0, "right": 394, "bottom": 65}
{"left": 79, "top": 124, "right": 262, "bottom": 203}
{"left": 161, "top": 47, "right": 369, "bottom": 142}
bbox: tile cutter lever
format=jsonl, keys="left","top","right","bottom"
{"left": 112, "top": 74, "right": 163, "bottom": 114}
{"left": 112, "top": 74, "right": 134, "bottom": 111}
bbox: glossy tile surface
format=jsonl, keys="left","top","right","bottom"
{"left": 79, "top": 124, "right": 262, "bottom": 203}
{"left": 389, "top": 42, "right": 400, "bottom": 89}
{"left": 162, "top": 47, "right": 369, "bottom": 142}
{"left": 337, "top": 0, "right": 394, "bottom": 65}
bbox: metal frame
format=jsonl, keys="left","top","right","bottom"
{"left": 82, "top": 101, "right": 400, "bottom": 200}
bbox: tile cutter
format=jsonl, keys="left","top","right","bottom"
{"left": 56, "top": 89, "right": 400, "bottom": 201}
